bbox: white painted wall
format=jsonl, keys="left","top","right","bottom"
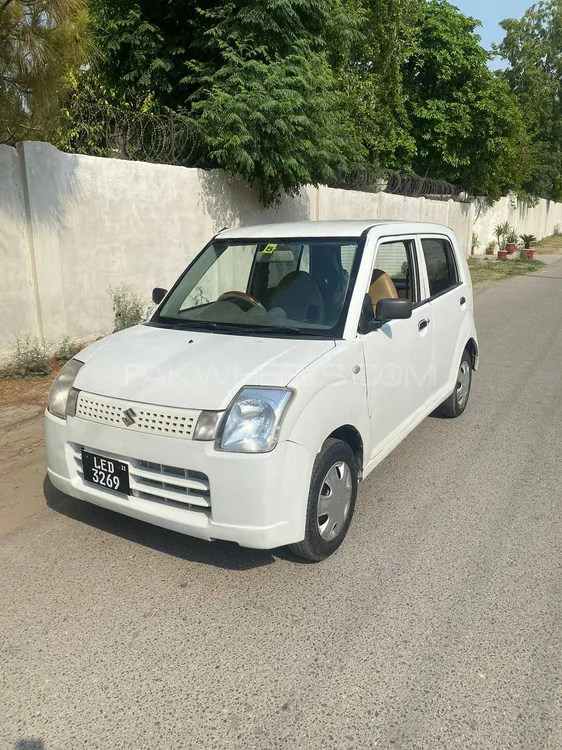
{"left": 0, "top": 140, "right": 559, "bottom": 365}
{"left": 315, "top": 187, "right": 474, "bottom": 255}
{"left": 0, "top": 141, "right": 315, "bottom": 362}
{"left": 473, "top": 196, "right": 562, "bottom": 249}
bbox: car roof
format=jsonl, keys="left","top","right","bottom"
{"left": 217, "top": 220, "right": 453, "bottom": 240}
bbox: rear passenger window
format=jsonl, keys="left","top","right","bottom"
{"left": 421, "top": 238, "right": 459, "bottom": 297}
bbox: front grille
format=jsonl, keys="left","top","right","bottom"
{"left": 75, "top": 392, "right": 200, "bottom": 440}
{"left": 72, "top": 446, "right": 211, "bottom": 512}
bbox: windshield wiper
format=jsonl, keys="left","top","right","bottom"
{"left": 153, "top": 319, "right": 332, "bottom": 337}
{"left": 155, "top": 319, "right": 222, "bottom": 330}
{"left": 157, "top": 320, "right": 271, "bottom": 335}
{"left": 248, "top": 325, "right": 332, "bottom": 338}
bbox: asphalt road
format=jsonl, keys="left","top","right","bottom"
{"left": 2, "top": 258, "right": 562, "bottom": 750}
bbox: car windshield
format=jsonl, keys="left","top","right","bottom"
{"left": 155, "top": 238, "right": 361, "bottom": 337}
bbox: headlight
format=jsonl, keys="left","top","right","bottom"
{"left": 218, "top": 386, "right": 294, "bottom": 453}
{"left": 47, "top": 359, "right": 83, "bottom": 419}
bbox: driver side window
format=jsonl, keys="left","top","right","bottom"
{"left": 371, "top": 239, "right": 418, "bottom": 305}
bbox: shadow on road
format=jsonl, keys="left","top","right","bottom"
{"left": 15, "top": 741, "right": 45, "bottom": 750}
{"left": 526, "top": 274, "right": 562, "bottom": 279}
{"left": 43, "top": 476, "right": 299, "bottom": 571}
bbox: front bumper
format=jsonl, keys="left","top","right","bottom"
{"left": 45, "top": 410, "right": 315, "bottom": 549}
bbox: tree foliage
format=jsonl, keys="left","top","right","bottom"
{"left": 402, "top": 0, "right": 531, "bottom": 200}
{"left": 0, "top": 0, "right": 90, "bottom": 144}
{"left": 339, "top": 0, "right": 418, "bottom": 173}
{"left": 186, "top": 0, "right": 366, "bottom": 203}
{"left": 337, "top": 0, "right": 531, "bottom": 200}
{"left": 496, "top": 0, "right": 562, "bottom": 201}
{"left": 84, "top": 0, "right": 364, "bottom": 203}
{"left": 8, "top": 0, "right": 562, "bottom": 205}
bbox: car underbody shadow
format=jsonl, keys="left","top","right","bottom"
{"left": 42, "top": 475, "right": 301, "bottom": 571}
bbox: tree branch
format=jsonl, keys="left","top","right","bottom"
{"left": 0, "top": 0, "right": 16, "bottom": 14}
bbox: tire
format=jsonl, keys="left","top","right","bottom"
{"left": 438, "top": 348, "right": 472, "bottom": 418}
{"left": 289, "top": 438, "right": 358, "bottom": 562}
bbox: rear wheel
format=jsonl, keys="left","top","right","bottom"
{"left": 289, "top": 438, "right": 358, "bottom": 562}
{"left": 438, "top": 348, "right": 472, "bottom": 418}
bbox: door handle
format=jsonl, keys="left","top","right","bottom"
{"left": 418, "top": 318, "right": 430, "bottom": 332}
{"left": 460, "top": 296, "right": 466, "bottom": 306}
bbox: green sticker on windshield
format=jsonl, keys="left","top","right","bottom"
{"left": 262, "top": 243, "right": 277, "bottom": 254}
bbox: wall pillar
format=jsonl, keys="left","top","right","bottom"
{"left": 17, "top": 141, "right": 68, "bottom": 343}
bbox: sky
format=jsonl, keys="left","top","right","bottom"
{"left": 453, "top": 0, "right": 535, "bottom": 68}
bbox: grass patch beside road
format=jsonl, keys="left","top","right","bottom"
{"left": 468, "top": 257, "right": 545, "bottom": 286}
{"left": 534, "top": 234, "right": 562, "bottom": 254}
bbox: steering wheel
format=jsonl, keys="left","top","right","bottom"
{"left": 217, "top": 291, "right": 265, "bottom": 311}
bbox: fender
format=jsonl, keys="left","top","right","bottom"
{"left": 281, "top": 339, "right": 371, "bottom": 467}
{"left": 447, "top": 314, "right": 480, "bottom": 391}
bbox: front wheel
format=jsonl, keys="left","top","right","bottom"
{"left": 438, "top": 348, "right": 472, "bottom": 418}
{"left": 289, "top": 438, "right": 358, "bottom": 562}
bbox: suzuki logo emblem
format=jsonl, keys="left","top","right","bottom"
{"left": 121, "top": 408, "right": 137, "bottom": 427}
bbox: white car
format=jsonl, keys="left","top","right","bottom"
{"left": 45, "top": 220, "right": 478, "bottom": 561}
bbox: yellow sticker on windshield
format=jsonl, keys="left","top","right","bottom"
{"left": 262, "top": 243, "right": 277, "bottom": 254}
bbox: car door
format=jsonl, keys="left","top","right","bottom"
{"left": 360, "top": 236, "right": 434, "bottom": 463}
{"left": 418, "top": 235, "right": 468, "bottom": 402}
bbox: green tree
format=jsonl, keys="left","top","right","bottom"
{"left": 339, "top": 0, "right": 418, "bottom": 172}
{"left": 84, "top": 0, "right": 365, "bottom": 203}
{"left": 402, "top": 0, "right": 530, "bottom": 199}
{"left": 0, "top": 0, "right": 90, "bottom": 144}
{"left": 61, "top": 0, "right": 534, "bottom": 204}
{"left": 496, "top": 1, "right": 562, "bottom": 201}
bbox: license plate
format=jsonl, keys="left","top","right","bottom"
{"left": 82, "top": 449, "right": 130, "bottom": 495}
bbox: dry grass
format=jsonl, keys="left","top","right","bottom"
{"left": 0, "top": 335, "right": 86, "bottom": 406}
{"left": 0, "top": 366, "right": 60, "bottom": 408}
{"left": 468, "top": 257, "right": 545, "bottom": 286}
{"left": 534, "top": 235, "right": 562, "bottom": 254}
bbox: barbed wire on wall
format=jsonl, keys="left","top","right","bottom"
{"left": 332, "top": 164, "right": 472, "bottom": 202}
{"left": 56, "top": 102, "right": 203, "bottom": 166}
{"left": 3, "top": 102, "right": 471, "bottom": 201}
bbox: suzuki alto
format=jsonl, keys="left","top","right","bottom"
{"left": 46, "top": 220, "right": 478, "bottom": 560}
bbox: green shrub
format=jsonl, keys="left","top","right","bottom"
{"left": 506, "top": 227, "right": 519, "bottom": 244}
{"left": 553, "top": 224, "right": 562, "bottom": 236}
{"left": 54, "top": 336, "right": 81, "bottom": 364}
{"left": 520, "top": 233, "right": 537, "bottom": 249}
{"left": 2, "top": 335, "right": 52, "bottom": 379}
{"left": 494, "top": 221, "right": 511, "bottom": 248}
{"left": 109, "top": 284, "right": 153, "bottom": 332}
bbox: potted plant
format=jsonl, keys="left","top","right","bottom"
{"left": 505, "top": 228, "right": 518, "bottom": 254}
{"left": 485, "top": 240, "right": 496, "bottom": 256}
{"left": 494, "top": 221, "right": 510, "bottom": 254}
{"left": 520, "top": 233, "right": 537, "bottom": 259}
{"left": 498, "top": 246, "right": 508, "bottom": 261}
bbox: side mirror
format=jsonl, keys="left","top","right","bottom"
{"left": 152, "top": 287, "right": 168, "bottom": 304}
{"left": 375, "top": 298, "right": 413, "bottom": 322}
{"left": 358, "top": 295, "right": 414, "bottom": 334}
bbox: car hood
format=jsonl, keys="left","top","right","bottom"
{"left": 74, "top": 324, "right": 335, "bottom": 410}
